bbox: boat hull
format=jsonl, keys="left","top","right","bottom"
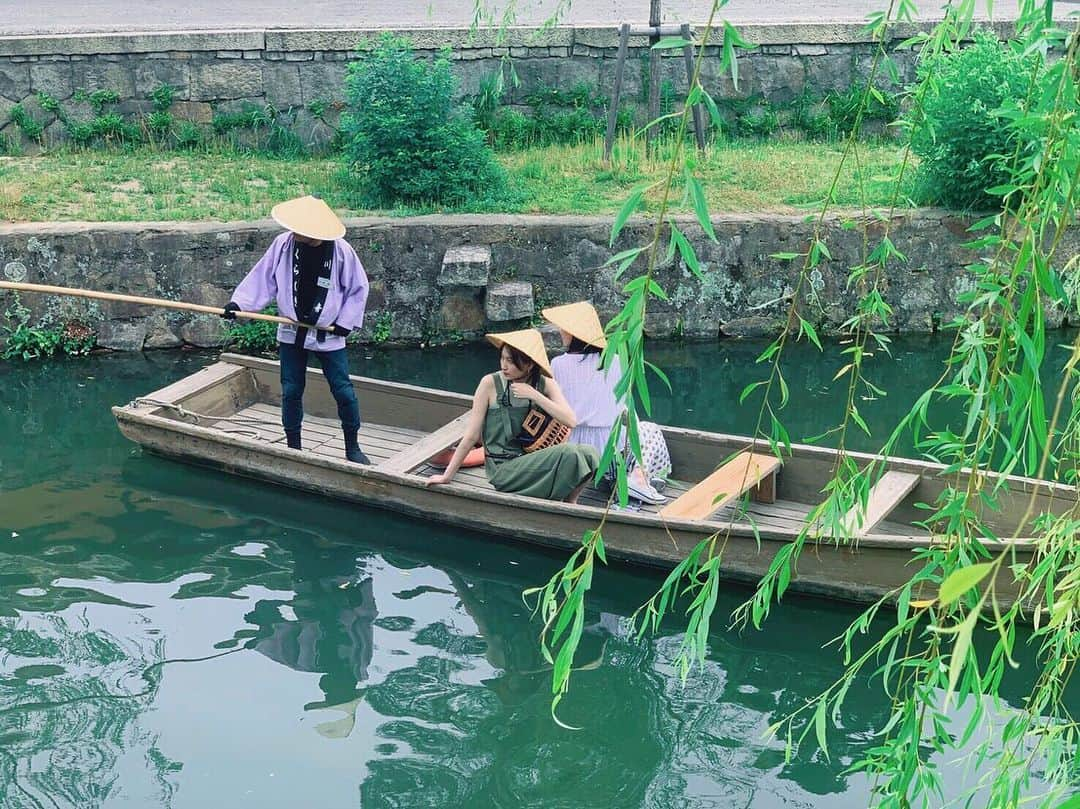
{"left": 113, "top": 407, "right": 1026, "bottom": 609}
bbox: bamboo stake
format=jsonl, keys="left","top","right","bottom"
{"left": 646, "top": 0, "right": 662, "bottom": 154}
{"left": 603, "top": 22, "right": 631, "bottom": 162}
{"left": 0, "top": 280, "right": 315, "bottom": 328}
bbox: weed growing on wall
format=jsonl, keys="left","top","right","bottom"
{"left": 3, "top": 83, "right": 315, "bottom": 157}
{"left": 9, "top": 104, "right": 45, "bottom": 142}
{"left": 225, "top": 304, "right": 280, "bottom": 354}
{"left": 372, "top": 311, "right": 393, "bottom": 343}
{"left": 212, "top": 104, "right": 306, "bottom": 157}
{"left": 1, "top": 296, "right": 93, "bottom": 361}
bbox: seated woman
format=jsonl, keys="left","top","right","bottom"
{"left": 426, "top": 328, "right": 599, "bottom": 503}
{"left": 542, "top": 301, "right": 670, "bottom": 505}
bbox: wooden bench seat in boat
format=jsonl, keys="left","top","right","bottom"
{"left": 840, "top": 470, "right": 920, "bottom": 536}
{"left": 660, "top": 451, "right": 781, "bottom": 521}
{"left": 380, "top": 413, "right": 471, "bottom": 474}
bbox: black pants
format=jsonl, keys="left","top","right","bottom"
{"left": 279, "top": 342, "right": 360, "bottom": 433}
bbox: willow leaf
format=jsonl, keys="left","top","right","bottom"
{"left": 939, "top": 563, "right": 994, "bottom": 606}
{"left": 610, "top": 187, "right": 647, "bottom": 247}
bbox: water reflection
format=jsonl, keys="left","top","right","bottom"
{"left": 0, "top": 591, "right": 181, "bottom": 807}
{"left": 245, "top": 550, "right": 377, "bottom": 712}
{"left": 100, "top": 466, "right": 892, "bottom": 808}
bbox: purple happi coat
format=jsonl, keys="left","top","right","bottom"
{"left": 231, "top": 232, "right": 370, "bottom": 352}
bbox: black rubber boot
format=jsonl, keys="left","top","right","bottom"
{"left": 286, "top": 430, "right": 302, "bottom": 450}
{"left": 343, "top": 429, "right": 371, "bottom": 465}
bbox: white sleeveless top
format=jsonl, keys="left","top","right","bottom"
{"left": 551, "top": 352, "right": 624, "bottom": 453}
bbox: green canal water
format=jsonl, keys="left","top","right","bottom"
{"left": 0, "top": 337, "right": 1074, "bottom": 808}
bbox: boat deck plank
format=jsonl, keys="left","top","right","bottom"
{"left": 414, "top": 462, "right": 815, "bottom": 533}
{"left": 213, "top": 404, "right": 921, "bottom": 538}
{"left": 220, "top": 405, "right": 425, "bottom": 463}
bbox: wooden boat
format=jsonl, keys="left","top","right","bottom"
{"left": 113, "top": 353, "right": 1069, "bottom": 608}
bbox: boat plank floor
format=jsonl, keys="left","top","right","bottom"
{"left": 415, "top": 461, "right": 825, "bottom": 533}
{"left": 216, "top": 405, "right": 425, "bottom": 462}
{"left": 208, "top": 406, "right": 924, "bottom": 538}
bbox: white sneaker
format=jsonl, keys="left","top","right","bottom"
{"left": 628, "top": 479, "right": 666, "bottom": 505}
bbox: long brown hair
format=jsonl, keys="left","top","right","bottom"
{"left": 503, "top": 344, "right": 542, "bottom": 387}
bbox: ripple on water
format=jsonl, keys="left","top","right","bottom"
{"left": 373, "top": 615, "right": 415, "bottom": 632}
{"left": 230, "top": 542, "right": 268, "bottom": 557}
{"left": 413, "top": 621, "right": 489, "bottom": 657}
{"left": 42, "top": 544, "right": 77, "bottom": 556}
{"left": 11, "top": 664, "right": 66, "bottom": 681}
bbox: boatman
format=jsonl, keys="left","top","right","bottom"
{"left": 223, "top": 194, "right": 371, "bottom": 464}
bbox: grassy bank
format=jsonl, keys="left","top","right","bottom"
{"left": 0, "top": 137, "right": 913, "bottom": 223}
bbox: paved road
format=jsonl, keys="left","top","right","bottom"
{"left": 4, "top": 0, "right": 1070, "bottom": 35}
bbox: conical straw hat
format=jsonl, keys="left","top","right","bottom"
{"left": 541, "top": 301, "right": 607, "bottom": 349}
{"left": 270, "top": 195, "right": 346, "bottom": 241}
{"left": 486, "top": 328, "right": 553, "bottom": 377}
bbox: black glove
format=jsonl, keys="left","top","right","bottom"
{"left": 222, "top": 302, "right": 241, "bottom": 320}
{"left": 330, "top": 324, "right": 351, "bottom": 337}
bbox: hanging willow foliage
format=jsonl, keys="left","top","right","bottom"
{"left": 510, "top": 0, "right": 1080, "bottom": 804}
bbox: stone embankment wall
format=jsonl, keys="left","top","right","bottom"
{"left": 0, "top": 22, "right": 1012, "bottom": 150}
{"left": 2, "top": 212, "right": 1075, "bottom": 353}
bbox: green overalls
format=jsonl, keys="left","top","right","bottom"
{"left": 483, "top": 372, "right": 600, "bottom": 501}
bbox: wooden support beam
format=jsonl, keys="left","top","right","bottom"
{"left": 379, "top": 413, "right": 472, "bottom": 474}
{"left": 681, "top": 22, "right": 707, "bottom": 151}
{"left": 133, "top": 361, "right": 245, "bottom": 407}
{"left": 660, "top": 451, "right": 781, "bottom": 521}
{"left": 841, "top": 470, "right": 921, "bottom": 536}
{"left": 604, "top": 22, "right": 632, "bottom": 162}
{"left": 646, "top": 0, "right": 662, "bottom": 154}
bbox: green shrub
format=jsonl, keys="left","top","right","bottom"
{"left": 226, "top": 304, "right": 279, "bottom": 354}
{"left": 210, "top": 104, "right": 305, "bottom": 157}
{"left": 790, "top": 91, "right": 835, "bottom": 140}
{"left": 908, "top": 32, "right": 1039, "bottom": 210}
{"left": 67, "top": 112, "right": 144, "bottom": 147}
{"left": 9, "top": 104, "right": 44, "bottom": 141}
{"left": 94, "top": 112, "right": 134, "bottom": 141}
{"left": 174, "top": 121, "right": 205, "bottom": 150}
{"left": 2, "top": 299, "right": 60, "bottom": 361}
{"left": 212, "top": 108, "right": 257, "bottom": 136}
{"left": 826, "top": 84, "right": 899, "bottom": 136}
{"left": 472, "top": 70, "right": 506, "bottom": 136}
{"left": 489, "top": 105, "right": 607, "bottom": 148}
{"left": 262, "top": 125, "right": 306, "bottom": 158}
{"left": 36, "top": 92, "right": 63, "bottom": 117}
{"left": 341, "top": 34, "right": 505, "bottom": 207}
{"left": 75, "top": 88, "right": 121, "bottom": 114}
{"left": 148, "top": 83, "right": 175, "bottom": 112}
{"left": 736, "top": 106, "right": 780, "bottom": 138}
{"left": 2, "top": 324, "right": 61, "bottom": 361}
{"left": 372, "top": 311, "right": 393, "bottom": 343}
{"left": 479, "top": 77, "right": 628, "bottom": 150}
{"left": 145, "top": 110, "right": 173, "bottom": 134}
{"left": 66, "top": 120, "right": 95, "bottom": 144}
{"left": 490, "top": 108, "right": 532, "bottom": 148}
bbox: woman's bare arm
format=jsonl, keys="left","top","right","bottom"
{"left": 510, "top": 377, "right": 578, "bottom": 427}
{"left": 426, "top": 375, "right": 492, "bottom": 485}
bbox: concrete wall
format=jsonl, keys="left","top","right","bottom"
{"left": 1, "top": 212, "right": 1074, "bottom": 353}
{"left": 0, "top": 22, "right": 1013, "bottom": 151}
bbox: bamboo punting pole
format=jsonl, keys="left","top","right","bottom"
{"left": 0, "top": 280, "right": 316, "bottom": 328}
